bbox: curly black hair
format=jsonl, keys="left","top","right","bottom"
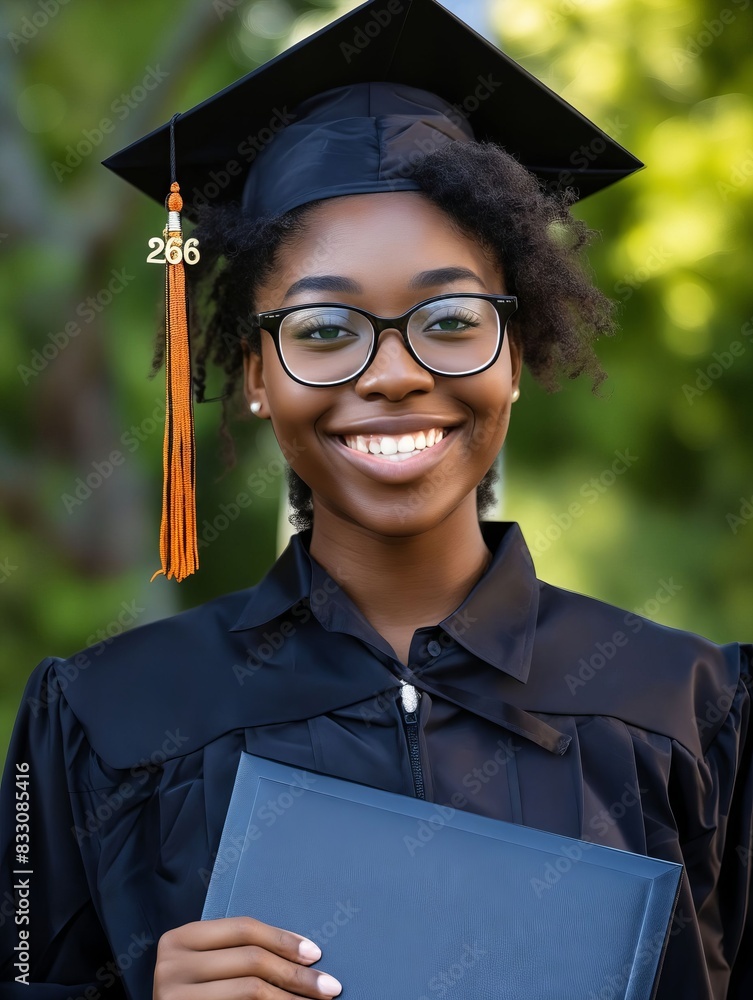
{"left": 162, "top": 140, "right": 616, "bottom": 529}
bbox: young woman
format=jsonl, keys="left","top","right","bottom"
{"left": 1, "top": 3, "right": 751, "bottom": 999}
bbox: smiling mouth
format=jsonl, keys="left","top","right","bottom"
{"left": 338, "top": 427, "right": 449, "bottom": 462}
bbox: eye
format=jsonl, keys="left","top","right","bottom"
{"left": 288, "top": 312, "right": 363, "bottom": 343}
{"left": 301, "top": 324, "right": 349, "bottom": 341}
{"left": 423, "top": 307, "right": 482, "bottom": 334}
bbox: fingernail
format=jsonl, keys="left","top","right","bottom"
{"left": 298, "top": 938, "right": 322, "bottom": 961}
{"left": 317, "top": 973, "right": 342, "bottom": 996}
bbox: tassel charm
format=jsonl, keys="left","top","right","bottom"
{"left": 147, "top": 115, "right": 201, "bottom": 582}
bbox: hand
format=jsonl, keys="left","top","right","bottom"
{"left": 153, "top": 915, "right": 343, "bottom": 999}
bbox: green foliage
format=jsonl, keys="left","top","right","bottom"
{"left": 1, "top": 0, "right": 751, "bottom": 764}
{"left": 497, "top": 0, "right": 753, "bottom": 642}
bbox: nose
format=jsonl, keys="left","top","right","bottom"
{"left": 354, "top": 328, "right": 435, "bottom": 400}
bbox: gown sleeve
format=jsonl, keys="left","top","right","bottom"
{"left": 0, "top": 657, "right": 126, "bottom": 1000}
{"left": 686, "top": 643, "right": 753, "bottom": 999}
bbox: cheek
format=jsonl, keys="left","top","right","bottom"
{"left": 456, "top": 370, "right": 513, "bottom": 459}
{"left": 261, "top": 356, "right": 336, "bottom": 466}
{"left": 469, "top": 406, "right": 511, "bottom": 462}
{"left": 261, "top": 342, "right": 314, "bottom": 416}
{"left": 266, "top": 382, "right": 319, "bottom": 446}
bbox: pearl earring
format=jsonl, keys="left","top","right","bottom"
{"left": 250, "top": 401, "right": 261, "bottom": 415}
{"left": 511, "top": 388, "right": 520, "bottom": 403}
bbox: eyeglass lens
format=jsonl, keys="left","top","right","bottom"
{"left": 277, "top": 296, "right": 502, "bottom": 384}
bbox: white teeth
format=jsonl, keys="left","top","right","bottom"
{"left": 342, "top": 427, "right": 448, "bottom": 457}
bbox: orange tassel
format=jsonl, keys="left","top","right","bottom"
{"left": 150, "top": 181, "right": 198, "bottom": 582}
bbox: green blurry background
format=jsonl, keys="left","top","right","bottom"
{"left": 1, "top": 0, "right": 751, "bottom": 762}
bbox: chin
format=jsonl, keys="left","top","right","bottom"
{"left": 317, "top": 490, "right": 473, "bottom": 539}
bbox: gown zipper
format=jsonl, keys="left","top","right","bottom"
{"left": 399, "top": 680, "right": 426, "bottom": 799}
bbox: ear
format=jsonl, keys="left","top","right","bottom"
{"left": 509, "top": 331, "right": 523, "bottom": 394}
{"left": 242, "top": 341, "right": 270, "bottom": 418}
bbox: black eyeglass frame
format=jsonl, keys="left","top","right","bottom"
{"left": 249, "top": 292, "right": 519, "bottom": 387}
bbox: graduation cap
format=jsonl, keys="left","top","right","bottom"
{"left": 103, "top": 0, "right": 642, "bottom": 582}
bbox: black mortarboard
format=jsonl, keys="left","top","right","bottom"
{"left": 103, "top": 0, "right": 642, "bottom": 218}
{"left": 102, "top": 0, "right": 642, "bottom": 583}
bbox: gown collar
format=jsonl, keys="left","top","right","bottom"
{"left": 230, "top": 521, "right": 539, "bottom": 684}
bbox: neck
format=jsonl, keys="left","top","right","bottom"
{"left": 308, "top": 497, "right": 492, "bottom": 642}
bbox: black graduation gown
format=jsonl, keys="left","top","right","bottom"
{"left": 1, "top": 521, "right": 751, "bottom": 1000}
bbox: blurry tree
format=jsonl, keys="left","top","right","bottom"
{"left": 496, "top": 0, "right": 753, "bottom": 643}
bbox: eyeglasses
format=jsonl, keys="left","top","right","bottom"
{"left": 250, "top": 293, "right": 518, "bottom": 387}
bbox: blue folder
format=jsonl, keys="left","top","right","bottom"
{"left": 203, "top": 752, "right": 682, "bottom": 1000}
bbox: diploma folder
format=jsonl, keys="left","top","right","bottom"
{"left": 203, "top": 752, "right": 682, "bottom": 1000}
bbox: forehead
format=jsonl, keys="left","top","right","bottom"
{"left": 257, "top": 191, "right": 503, "bottom": 309}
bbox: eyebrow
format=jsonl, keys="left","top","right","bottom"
{"left": 281, "top": 266, "right": 487, "bottom": 303}
{"left": 282, "top": 275, "right": 361, "bottom": 302}
{"left": 409, "top": 267, "right": 487, "bottom": 290}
